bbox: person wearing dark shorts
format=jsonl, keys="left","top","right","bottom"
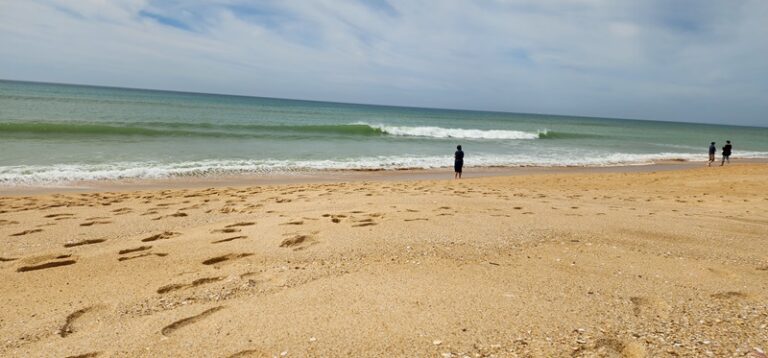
{"left": 454, "top": 145, "right": 464, "bottom": 179}
{"left": 708, "top": 142, "right": 716, "bottom": 166}
{"left": 720, "top": 140, "right": 732, "bottom": 166}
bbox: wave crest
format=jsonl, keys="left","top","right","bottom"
{"left": 363, "top": 123, "right": 539, "bottom": 140}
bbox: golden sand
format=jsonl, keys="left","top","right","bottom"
{"left": 1, "top": 164, "right": 766, "bottom": 357}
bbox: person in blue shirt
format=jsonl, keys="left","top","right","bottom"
{"left": 454, "top": 145, "right": 464, "bottom": 179}
{"left": 708, "top": 142, "right": 716, "bottom": 167}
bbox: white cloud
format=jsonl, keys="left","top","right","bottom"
{"left": 0, "top": 0, "right": 766, "bottom": 126}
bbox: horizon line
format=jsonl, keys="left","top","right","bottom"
{"left": 2, "top": 78, "right": 764, "bottom": 129}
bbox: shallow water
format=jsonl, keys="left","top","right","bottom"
{"left": 2, "top": 80, "right": 767, "bottom": 185}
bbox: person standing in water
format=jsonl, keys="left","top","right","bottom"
{"left": 708, "top": 141, "right": 716, "bottom": 166}
{"left": 721, "top": 140, "right": 732, "bottom": 166}
{"left": 454, "top": 145, "right": 464, "bottom": 179}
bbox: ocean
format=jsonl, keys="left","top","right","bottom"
{"left": 1, "top": 80, "right": 767, "bottom": 185}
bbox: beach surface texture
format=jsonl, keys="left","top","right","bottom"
{"left": 1, "top": 164, "right": 767, "bottom": 357}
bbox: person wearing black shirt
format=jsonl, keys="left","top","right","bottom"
{"left": 454, "top": 145, "right": 464, "bottom": 179}
{"left": 721, "top": 140, "right": 732, "bottom": 166}
{"left": 708, "top": 142, "right": 716, "bottom": 167}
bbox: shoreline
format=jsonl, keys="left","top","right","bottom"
{"left": 1, "top": 158, "right": 766, "bottom": 196}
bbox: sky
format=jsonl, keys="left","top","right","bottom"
{"left": 1, "top": 0, "right": 767, "bottom": 126}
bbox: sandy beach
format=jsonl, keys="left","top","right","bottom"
{"left": 1, "top": 163, "right": 767, "bottom": 357}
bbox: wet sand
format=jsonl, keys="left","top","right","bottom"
{"left": 1, "top": 163, "right": 767, "bottom": 357}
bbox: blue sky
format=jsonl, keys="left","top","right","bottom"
{"left": 1, "top": 0, "right": 767, "bottom": 126}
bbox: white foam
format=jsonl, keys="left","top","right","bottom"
{"left": 360, "top": 122, "right": 540, "bottom": 140}
{"left": 3, "top": 151, "right": 767, "bottom": 186}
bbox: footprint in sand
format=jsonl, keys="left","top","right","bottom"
{"left": 279, "top": 233, "right": 320, "bottom": 251}
{"left": 323, "top": 214, "right": 346, "bottom": 223}
{"left": 225, "top": 222, "right": 255, "bottom": 228}
{"left": 17, "top": 258, "right": 77, "bottom": 272}
{"left": 10, "top": 229, "right": 43, "bottom": 236}
{"left": 0, "top": 219, "right": 20, "bottom": 226}
{"left": 351, "top": 218, "right": 377, "bottom": 227}
{"left": 629, "top": 296, "right": 670, "bottom": 319}
{"left": 80, "top": 220, "right": 112, "bottom": 227}
{"left": 212, "top": 228, "right": 241, "bottom": 234}
{"left": 212, "top": 235, "right": 248, "bottom": 244}
{"left": 711, "top": 291, "right": 747, "bottom": 299}
{"left": 161, "top": 306, "right": 225, "bottom": 336}
{"left": 151, "top": 212, "right": 188, "bottom": 220}
{"left": 64, "top": 352, "right": 101, "bottom": 358}
{"left": 280, "top": 235, "right": 308, "bottom": 248}
{"left": 44, "top": 213, "right": 75, "bottom": 218}
{"left": 281, "top": 220, "right": 304, "bottom": 226}
{"left": 84, "top": 216, "right": 110, "bottom": 220}
{"left": 227, "top": 349, "right": 270, "bottom": 358}
{"left": 118, "top": 252, "right": 168, "bottom": 262}
{"left": 201, "top": 253, "right": 253, "bottom": 265}
{"left": 64, "top": 239, "right": 107, "bottom": 248}
{"left": 589, "top": 337, "right": 645, "bottom": 358}
{"left": 59, "top": 307, "right": 94, "bottom": 338}
{"left": 141, "top": 231, "right": 180, "bottom": 242}
{"left": 353, "top": 222, "right": 377, "bottom": 227}
{"left": 118, "top": 246, "right": 152, "bottom": 255}
{"left": 157, "top": 276, "right": 224, "bottom": 294}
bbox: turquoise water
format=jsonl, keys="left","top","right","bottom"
{"left": 1, "top": 80, "right": 767, "bottom": 185}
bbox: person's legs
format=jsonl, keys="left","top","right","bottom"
{"left": 708, "top": 154, "right": 714, "bottom": 166}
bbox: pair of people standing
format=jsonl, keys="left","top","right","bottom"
{"left": 708, "top": 140, "right": 732, "bottom": 167}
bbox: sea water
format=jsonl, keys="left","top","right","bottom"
{"left": 1, "top": 80, "right": 767, "bottom": 185}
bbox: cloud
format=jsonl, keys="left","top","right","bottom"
{"left": 0, "top": 0, "right": 766, "bottom": 126}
